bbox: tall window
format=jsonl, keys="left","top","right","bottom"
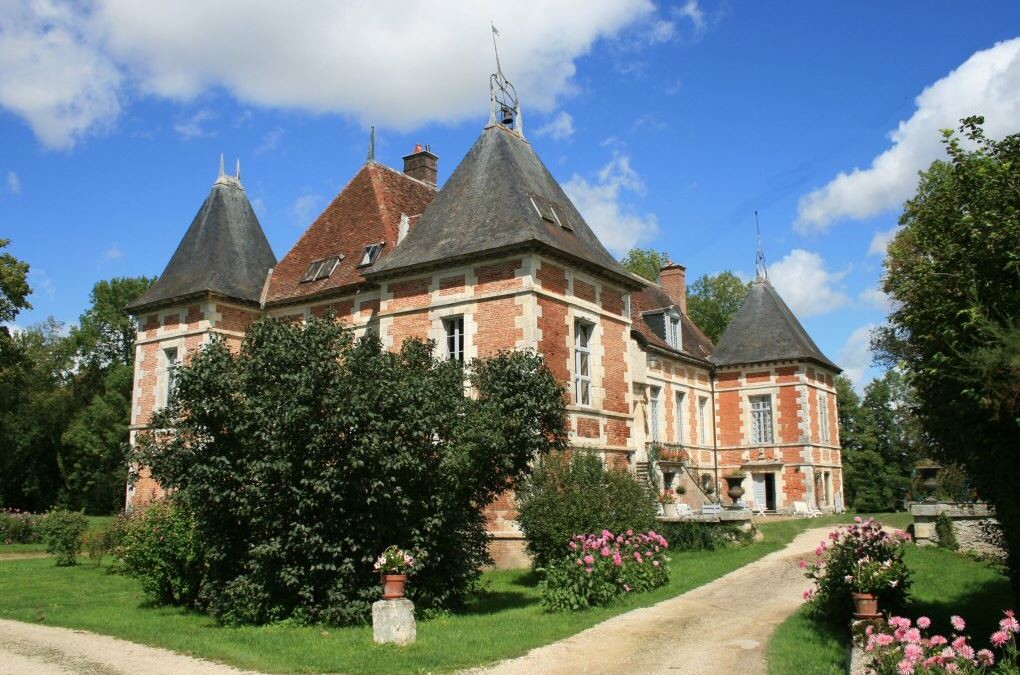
{"left": 698, "top": 396, "right": 709, "bottom": 445}
{"left": 750, "top": 394, "right": 774, "bottom": 445}
{"left": 674, "top": 391, "right": 686, "bottom": 443}
{"left": 665, "top": 313, "right": 681, "bottom": 350}
{"left": 164, "top": 347, "right": 179, "bottom": 405}
{"left": 649, "top": 386, "right": 661, "bottom": 442}
{"left": 574, "top": 320, "right": 593, "bottom": 406}
{"left": 819, "top": 392, "right": 830, "bottom": 444}
{"left": 444, "top": 316, "right": 464, "bottom": 362}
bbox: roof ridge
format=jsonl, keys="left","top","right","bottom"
{"left": 366, "top": 159, "right": 439, "bottom": 192}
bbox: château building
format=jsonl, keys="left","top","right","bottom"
{"left": 126, "top": 69, "right": 843, "bottom": 567}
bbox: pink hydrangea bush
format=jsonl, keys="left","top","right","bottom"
{"left": 801, "top": 517, "right": 912, "bottom": 618}
{"left": 864, "top": 610, "right": 1019, "bottom": 674}
{"left": 542, "top": 529, "right": 670, "bottom": 611}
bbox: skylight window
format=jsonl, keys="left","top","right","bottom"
{"left": 360, "top": 243, "right": 384, "bottom": 267}
{"left": 301, "top": 255, "right": 343, "bottom": 283}
{"left": 530, "top": 194, "right": 573, "bottom": 231}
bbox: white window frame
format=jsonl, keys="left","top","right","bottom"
{"left": 665, "top": 311, "right": 682, "bottom": 350}
{"left": 698, "top": 396, "right": 710, "bottom": 446}
{"left": 819, "top": 391, "right": 830, "bottom": 444}
{"left": 163, "top": 347, "right": 179, "bottom": 407}
{"left": 574, "top": 320, "right": 593, "bottom": 407}
{"left": 750, "top": 394, "right": 774, "bottom": 445}
{"left": 674, "top": 390, "right": 686, "bottom": 443}
{"left": 649, "top": 386, "right": 662, "bottom": 443}
{"left": 443, "top": 316, "right": 465, "bottom": 363}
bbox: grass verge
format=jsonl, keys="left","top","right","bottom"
{"left": 767, "top": 527, "right": 1014, "bottom": 674}
{"left": 0, "top": 513, "right": 860, "bottom": 673}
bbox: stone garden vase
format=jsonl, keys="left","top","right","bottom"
{"left": 724, "top": 476, "right": 745, "bottom": 505}
{"left": 852, "top": 592, "right": 880, "bottom": 619}
{"left": 382, "top": 574, "right": 408, "bottom": 600}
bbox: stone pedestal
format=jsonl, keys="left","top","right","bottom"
{"left": 372, "top": 598, "right": 416, "bottom": 645}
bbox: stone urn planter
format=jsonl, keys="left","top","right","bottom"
{"left": 724, "top": 475, "right": 745, "bottom": 505}
{"left": 852, "top": 592, "right": 880, "bottom": 619}
{"left": 918, "top": 464, "right": 941, "bottom": 502}
{"left": 381, "top": 574, "right": 408, "bottom": 600}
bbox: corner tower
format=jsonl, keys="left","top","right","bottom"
{"left": 125, "top": 159, "right": 276, "bottom": 509}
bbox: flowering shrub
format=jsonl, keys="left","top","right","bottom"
{"left": 864, "top": 610, "right": 1019, "bottom": 674}
{"left": 41, "top": 510, "right": 89, "bottom": 566}
{"left": 117, "top": 501, "right": 202, "bottom": 606}
{"left": 542, "top": 529, "right": 670, "bottom": 611}
{"left": 374, "top": 545, "right": 416, "bottom": 575}
{"left": 802, "top": 517, "right": 912, "bottom": 618}
{"left": 0, "top": 509, "right": 44, "bottom": 544}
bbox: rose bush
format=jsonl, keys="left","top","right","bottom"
{"left": 542, "top": 529, "right": 670, "bottom": 611}
{"left": 864, "top": 610, "right": 1019, "bottom": 674}
{"left": 0, "top": 509, "right": 43, "bottom": 544}
{"left": 802, "top": 517, "right": 912, "bottom": 619}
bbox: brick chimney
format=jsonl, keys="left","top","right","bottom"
{"left": 659, "top": 262, "right": 687, "bottom": 313}
{"left": 403, "top": 144, "right": 438, "bottom": 186}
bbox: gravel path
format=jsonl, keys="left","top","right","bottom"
{"left": 472, "top": 525, "right": 834, "bottom": 675}
{"left": 0, "top": 619, "right": 255, "bottom": 675}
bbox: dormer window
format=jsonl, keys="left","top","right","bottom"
{"left": 665, "top": 311, "right": 682, "bottom": 350}
{"left": 530, "top": 194, "right": 572, "bottom": 231}
{"left": 301, "top": 255, "right": 343, "bottom": 283}
{"left": 360, "top": 243, "right": 384, "bottom": 267}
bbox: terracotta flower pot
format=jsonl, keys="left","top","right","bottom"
{"left": 852, "top": 592, "right": 880, "bottom": 619}
{"left": 381, "top": 574, "right": 408, "bottom": 599}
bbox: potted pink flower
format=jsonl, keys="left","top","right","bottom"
{"left": 374, "top": 545, "right": 415, "bottom": 599}
{"left": 849, "top": 558, "right": 898, "bottom": 618}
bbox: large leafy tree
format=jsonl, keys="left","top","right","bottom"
{"left": 686, "top": 272, "right": 750, "bottom": 343}
{"left": 0, "top": 239, "right": 31, "bottom": 365}
{"left": 621, "top": 247, "right": 670, "bottom": 283}
{"left": 137, "top": 316, "right": 567, "bottom": 625}
{"left": 876, "top": 116, "right": 1020, "bottom": 593}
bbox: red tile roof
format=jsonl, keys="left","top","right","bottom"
{"left": 265, "top": 162, "right": 436, "bottom": 306}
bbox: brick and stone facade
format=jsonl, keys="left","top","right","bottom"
{"left": 127, "top": 111, "right": 843, "bottom": 567}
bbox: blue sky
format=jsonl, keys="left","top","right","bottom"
{"left": 3, "top": 1, "right": 1019, "bottom": 389}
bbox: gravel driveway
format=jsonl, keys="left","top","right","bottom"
{"left": 471, "top": 525, "right": 834, "bottom": 675}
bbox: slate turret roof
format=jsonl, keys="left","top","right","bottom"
{"left": 712, "top": 278, "right": 840, "bottom": 371}
{"left": 368, "top": 125, "right": 641, "bottom": 289}
{"left": 127, "top": 173, "right": 277, "bottom": 312}
{"left": 264, "top": 162, "right": 436, "bottom": 306}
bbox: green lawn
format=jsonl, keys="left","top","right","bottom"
{"left": 0, "top": 513, "right": 860, "bottom": 673}
{"left": 767, "top": 536, "right": 1015, "bottom": 674}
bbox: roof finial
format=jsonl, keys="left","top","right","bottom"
{"left": 488, "top": 23, "right": 524, "bottom": 138}
{"left": 367, "top": 126, "right": 375, "bottom": 162}
{"left": 754, "top": 210, "right": 769, "bottom": 281}
{"left": 235, "top": 158, "right": 241, "bottom": 182}
{"left": 218, "top": 153, "right": 225, "bottom": 179}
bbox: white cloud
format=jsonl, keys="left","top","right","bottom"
{"left": 0, "top": 0, "right": 654, "bottom": 149}
{"left": 858, "top": 286, "right": 891, "bottom": 312}
{"left": 536, "top": 111, "right": 575, "bottom": 141}
{"left": 101, "top": 244, "right": 122, "bottom": 262}
{"left": 291, "top": 193, "right": 323, "bottom": 225}
{"left": 254, "top": 127, "right": 284, "bottom": 155}
{"left": 767, "top": 249, "right": 849, "bottom": 318}
{"left": 647, "top": 20, "right": 676, "bottom": 44}
{"left": 675, "top": 0, "right": 706, "bottom": 32}
{"left": 796, "top": 38, "right": 1020, "bottom": 232}
{"left": 174, "top": 109, "right": 215, "bottom": 140}
{"left": 563, "top": 153, "right": 658, "bottom": 256}
{"left": 838, "top": 324, "right": 878, "bottom": 389}
{"left": 0, "top": 1, "right": 123, "bottom": 149}
{"left": 868, "top": 227, "right": 898, "bottom": 257}
{"left": 29, "top": 268, "right": 55, "bottom": 299}
{"left": 6, "top": 171, "right": 20, "bottom": 194}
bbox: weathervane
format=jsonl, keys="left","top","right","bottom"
{"left": 754, "top": 210, "right": 769, "bottom": 281}
{"left": 488, "top": 23, "right": 524, "bottom": 137}
{"left": 367, "top": 126, "right": 376, "bottom": 162}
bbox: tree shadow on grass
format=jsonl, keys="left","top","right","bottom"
{"left": 509, "top": 570, "right": 542, "bottom": 587}
{"left": 458, "top": 590, "right": 536, "bottom": 615}
{"left": 905, "top": 576, "right": 1014, "bottom": 648}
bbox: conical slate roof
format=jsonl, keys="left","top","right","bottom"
{"left": 127, "top": 175, "right": 276, "bottom": 312}
{"left": 712, "top": 278, "right": 840, "bottom": 371}
{"left": 369, "top": 125, "right": 638, "bottom": 288}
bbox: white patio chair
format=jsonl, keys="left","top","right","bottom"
{"left": 748, "top": 498, "right": 767, "bottom": 517}
{"left": 700, "top": 503, "right": 722, "bottom": 516}
{"left": 656, "top": 502, "right": 665, "bottom": 517}
{"left": 675, "top": 503, "right": 694, "bottom": 519}
{"left": 808, "top": 502, "right": 824, "bottom": 517}
{"left": 793, "top": 501, "right": 817, "bottom": 518}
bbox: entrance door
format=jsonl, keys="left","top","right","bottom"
{"left": 752, "top": 474, "right": 766, "bottom": 510}
{"left": 764, "top": 473, "right": 777, "bottom": 511}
